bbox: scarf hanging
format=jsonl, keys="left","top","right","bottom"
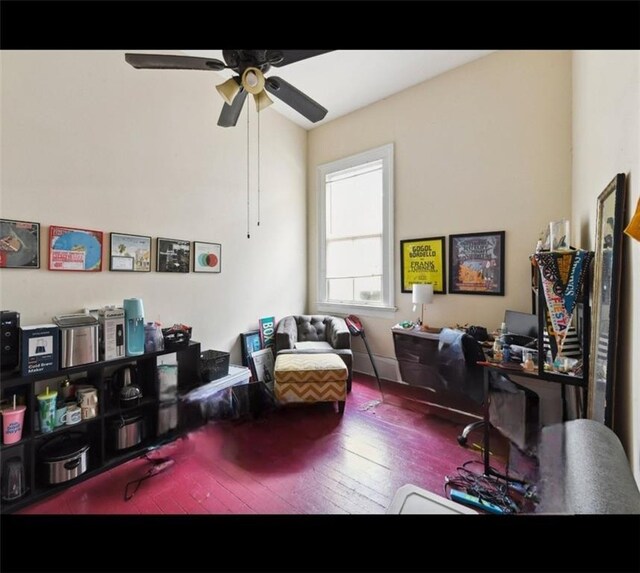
{"left": 533, "top": 250, "right": 593, "bottom": 358}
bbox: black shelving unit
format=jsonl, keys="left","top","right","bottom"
{"left": 0, "top": 341, "right": 202, "bottom": 514}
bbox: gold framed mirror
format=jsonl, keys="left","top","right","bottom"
{"left": 587, "top": 173, "right": 626, "bottom": 427}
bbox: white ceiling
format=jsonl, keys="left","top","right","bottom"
{"left": 183, "top": 50, "right": 495, "bottom": 130}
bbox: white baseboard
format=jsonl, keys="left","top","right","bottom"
{"left": 352, "top": 350, "right": 402, "bottom": 382}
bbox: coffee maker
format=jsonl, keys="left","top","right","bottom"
{"left": 1, "top": 311, "right": 20, "bottom": 372}
{"left": 123, "top": 298, "right": 145, "bottom": 356}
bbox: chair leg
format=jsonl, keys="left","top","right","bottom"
{"left": 457, "top": 420, "right": 484, "bottom": 446}
{"left": 338, "top": 401, "right": 345, "bottom": 415}
{"left": 347, "top": 374, "right": 352, "bottom": 394}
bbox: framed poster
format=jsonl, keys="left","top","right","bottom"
{"left": 400, "top": 236, "right": 446, "bottom": 293}
{"left": 241, "top": 331, "right": 262, "bottom": 365}
{"left": 49, "top": 225, "right": 103, "bottom": 271}
{"left": 0, "top": 219, "right": 40, "bottom": 269}
{"left": 449, "top": 231, "right": 505, "bottom": 295}
{"left": 251, "top": 348, "right": 275, "bottom": 388}
{"left": 240, "top": 330, "right": 262, "bottom": 378}
{"left": 109, "top": 232, "right": 151, "bottom": 272}
{"left": 156, "top": 237, "right": 190, "bottom": 273}
{"left": 193, "top": 241, "right": 221, "bottom": 273}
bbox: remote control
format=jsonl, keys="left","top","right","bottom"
{"left": 449, "top": 489, "right": 505, "bottom": 514}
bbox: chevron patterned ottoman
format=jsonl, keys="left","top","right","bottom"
{"left": 274, "top": 353, "right": 348, "bottom": 414}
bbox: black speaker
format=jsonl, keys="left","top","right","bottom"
{"left": 1, "top": 310, "right": 20, "bottom": 372}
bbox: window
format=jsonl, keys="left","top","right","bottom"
{"left": 317, "top": 143, "right": 395, "bottom": 316}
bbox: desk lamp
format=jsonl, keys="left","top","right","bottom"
{"left": 412, "top": 283, "right": 434, "bottom": 331}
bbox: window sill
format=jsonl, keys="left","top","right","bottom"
{"left": 316, "top": 302, "right": 397, "bottom": 318}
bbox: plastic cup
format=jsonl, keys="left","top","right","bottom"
{"left": 2, "top": 405, "right": 26, "bottom": 444}
{"left": 37, "top": 388, "right": 58, "bottom": 434}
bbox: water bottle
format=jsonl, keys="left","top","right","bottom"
{"left": 123, "top": 298, "right": 145, "bottom": 356}
{"left": 144, "top": 322, "right": 164, "bottom": 353}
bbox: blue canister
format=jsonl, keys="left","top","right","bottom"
{"left": 502, "top": 345, "right": 511, "bottom": 364}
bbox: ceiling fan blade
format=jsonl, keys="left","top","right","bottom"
{"left": 125, "top": 53, "right": 226, "bottom": 71}
{"left": 268, "top": 50, "right": 334, "bottom": 68}
{"left": 264, "top": 77, "right": 328, "bottom": 123}
{"left": 217, "top": 89, "right": 248, "bottom": 128}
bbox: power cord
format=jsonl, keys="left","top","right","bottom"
{"left": 444, "top": 460, "right": 522, "bottom": 514}
{"left": 123, "top": 455, "right": 175, "bottom": 502}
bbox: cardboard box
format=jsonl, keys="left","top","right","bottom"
{"left": 20, "top": 324, "right": 59, "bottom": 376}
{"left": 98, "top": 306, "right": 125, "bottom": 361}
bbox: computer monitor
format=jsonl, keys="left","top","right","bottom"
{"left": 504, "top": 310, "right": 538, "bottom": 338}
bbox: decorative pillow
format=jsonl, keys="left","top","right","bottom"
{"left": 294, "top": 341, "right": 333, "bottom": 351}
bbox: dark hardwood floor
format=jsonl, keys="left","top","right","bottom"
{"left": 18, "top": 373, "right": 507, "bottom": 514}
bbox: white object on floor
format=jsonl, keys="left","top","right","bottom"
{"left": 387, "top": 484, "right": 478, "bottom": 514}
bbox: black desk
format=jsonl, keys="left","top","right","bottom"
{"left": 391, "top": 326, "right": 483, "bottom": 416}
{"left": 477, "top": 361, "right": 586, "bottom": 480}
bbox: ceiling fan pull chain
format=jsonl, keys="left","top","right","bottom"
{"left": 246, "top": 103, "right": 251, "bottom": 239}
{"left": 257, "top": 108, "right": 261, "bottom": 227}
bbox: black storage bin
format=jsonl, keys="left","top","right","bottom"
{"left": 200, "top": 350, "right": 230, "bottom": 382}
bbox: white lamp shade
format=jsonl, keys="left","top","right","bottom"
{"left": 412, "top": 283, "right": 434, "bottom": 305}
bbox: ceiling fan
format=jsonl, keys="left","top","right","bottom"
{"left": 125, "top": 50, "right": 331, "bottom": 127}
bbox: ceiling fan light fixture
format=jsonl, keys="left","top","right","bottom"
{"left": 253, "top": 90, "right": 274, "bottom": 112}
{"left": 241, "top": 67, "right": 265, "bottom": 95}
{"left": 216, "top": 78, "right": 240, "bottom": 105}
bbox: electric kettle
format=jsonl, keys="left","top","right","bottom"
{"left": 114, "top": 365, "right": 143, "bottom": 408}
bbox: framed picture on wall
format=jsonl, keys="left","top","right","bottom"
{"left": 0, "top": 219, "right": 40, "bottom": 269}
{"left": 400, "top": 236, "right": 446, "bottom": 293}
{"left": 109, "top": 232, "right": 151, "bottom": 272}
{"left": 449, "top": 231, "right": 505, "bottom": 295}
{"left": 156, "top": 237, "right": 190, "bottom": 273}
{"left": 192, "top": 241, "right": 221, "bottom": 273}
{"left": 49, "top": 225, "right": 103, "bottom": 271}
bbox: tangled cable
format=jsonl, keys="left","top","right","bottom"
{"left": 444, "top": 460, "right": 522, "bottom": 514}
{"left": 123, "top": 455, "right": 175, "bottom": 502}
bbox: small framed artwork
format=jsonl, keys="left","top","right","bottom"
{"left": 400, "top": 236, "right": 446, "bottom": 293}
{"left": 109, "top": 232, "right": 151, "bottom": 272}
{"left": 156, "top": 237, "right": 190, "bottom": 273}
{"left": 449, "top": 231, "right": 505, "bottom": 295}
{"left": 193, "top": 241, "right": 221, "bottom": 273}
{"left": 240, "top": 330, "right": 262, "bottom": 369}
{"left": 251, "top": 348, "right": 275, "bottom": 388}
{"left": 0, "top": 219, "right": 41, "bottom": 269}
{"left": 49, "top": 225, "right": 103, "bottom": 271}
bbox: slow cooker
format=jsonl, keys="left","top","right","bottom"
{"left": 39, "top": 432, "right": 90, "bottom": 485}
{"left": 110, "top": 414, "right": 145, "bottom": 451}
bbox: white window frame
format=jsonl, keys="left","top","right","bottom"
{"left": 316, "top": 143, "right": 396, "bottom": 318}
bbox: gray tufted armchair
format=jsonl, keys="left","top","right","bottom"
{"left": 275, "top": 315, "right": 353, "bottom": 392}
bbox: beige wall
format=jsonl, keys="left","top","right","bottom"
{"left": 572, "top": 51, "right": 640, "bottom": 482}
{"left": 0, "top": 51, "right": 307, "bottom": 364}
{"left": 307, "top": 51, "right": 573, "bottom": 365}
